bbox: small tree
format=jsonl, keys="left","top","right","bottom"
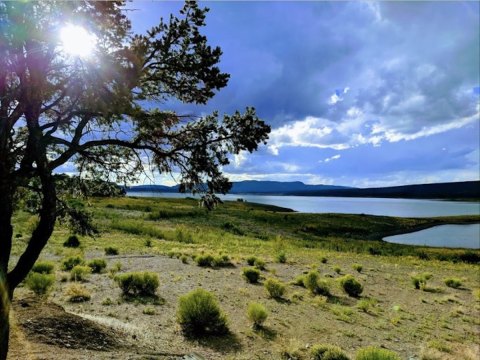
{"left": 0, "top": 1, "right": 270, "bottom": 358}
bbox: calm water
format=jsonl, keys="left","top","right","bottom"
{"left": 127, "top": 192, "right": 480, "bottom": 218}
{"left": 383, "top": 224, "right": 480, "bottom": 249}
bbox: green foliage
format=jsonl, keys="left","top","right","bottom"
{"left": 105, "top": 246, "right": 119, "bottom": 255}
{"left": 31, "top": 261, "right": 55, "bottom": 274}
{"left": 88, "top": 259, "right": 107, "bottom": 274}
{"left": 356, "top": 298, "right": 377, "bottom": 313}
{"left": 143, "top": 307, "right": 156, "bottom": 315}
{"left": 292, "top": 275, "right": 306, "bottom": 287}
{"left": 177, "top": 289, "right": 228, "bottom": 335}
{"left": 25, "top": 273, "right": 55, "bottom": 296}
{"left": 221, "top": 221, "right": 244, "bottom": 235}
{"left": 254, "top": 258, "right": 266, "bottom": 270}
{"left": 70, "top": 265, "right": 91, "bottom": 282}
{"left": 246, "top": 256, "right": 257, "bottom": 266}
{"left": 61, "top": 255, "right": 85, "bottom": 271}
{"left": 247, "top": 302, "right": 268, "bottom": 328}
{"left": 180, "top": 255, "right": 189, "bottom": 264}
{"left": 175, "top": 226, "right": 194, "bottom": 243}
{"left": 302, "top": 270, "right": 330, "bottom": 296}
{"left": 311, "top": 344, "right": 350, "bottom": 360}
{"left": 115, "top": 272, "right": 159, "bottom": 297}
{"left": 144, "top": 239, "right": 152, "bottom": 247}
{"left": 444, "top": 277, "right": 462, "bottom": 289}
{"left": 411, "top": 272, "right": 432, "bottom": 290}
{"left": 352, "top": 264, "right": 363, "bottom": 273}
{"left": 320, "top": 256, "right": 328, "bottom": 264}
{"left": 339, "top": 275, "right": 363, "bottom": 297}
{"left": 63, "top": 235, "right": 81, "bottom": 248}
{"left": 212, "top": 254, "right": 232, "bottom": 267}
{"left": 195, "top": 254, "right": 214, "bottom": 267}
{"left": 242, "top": 267, "right": 261, "bottom": 284}
{"left": 264, "top": 278, "right": 286, "bottom": 299}
{"left": 333, "top": 266, "right": 342, "bottom": 274}
{"left": 355, "top": 346, "right": 400, "bottom": 360}
{"left": 65, "top": 284, "right": 91, "bottom": 302}
{"left": 276, "top": 251, "right": 287, "bottom": 264}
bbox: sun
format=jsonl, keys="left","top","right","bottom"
{"left": 60, "top": 24, "right": 96, "bottom": 58}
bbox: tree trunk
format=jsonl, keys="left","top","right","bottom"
{"left": 0, "top": 269, "right": 11, "bottom": 360}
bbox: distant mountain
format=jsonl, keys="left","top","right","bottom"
{"left": 290, "top": 181, "right": 480, "bottom": 200}
{"left": 127, "top": 180, "right": 350, "bottom": 194}
{"left": 127, "top": 180, "right": 480, "bottom": 200}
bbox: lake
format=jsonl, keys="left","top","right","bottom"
{"left": 127, "top": 192, "right": 480, "bottom": 218}
{"left": 383, "top": 224, "right": 480, "bottom": 249}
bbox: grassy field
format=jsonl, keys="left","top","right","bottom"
{"left": 8, "top": 196, "right": 480, "bottom": 360}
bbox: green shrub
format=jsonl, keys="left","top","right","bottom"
{"left": 411, "top": 272, "right": 432, "bottom": 290}
{"left": 31, "top": 261, "right": 55, "bottom": 274}
{"left": 352, "top": 264, "right": 363, "bottom": 273}
{"left": 320, "top": 256, "right": 328, "bottom": 264}
{"left": 196, "top": 254, "right": 214, "bottom": 267}
{"left": 276, "top": 251, "right": 287, "bottom": 264}
{"left": 61, "top": 255, "right": 85, "bottom": 271}
{"left": 212, "top": 255, "right": 232, "bottom": 267}
{"left": 247, "top": 302, "right": 268, "bottom": 328}
{"left": 180, "top": 255, "right": 189, "bottom": 264}
{"left": 304, "top": 271, "right": 330, "bottom": 296}
{"left": 264, "top": 278, "right": 286, "bottom": 299}
{"left": 246, "top": 256, "right": 257, "bottom": 266}
{"left": 292, "top": 275, "right": 305, "bottom": 287}
{"left": 63, "top": 235, "right": 80, "bottom": 248}
{"left": 65, "top": 284, "right": 91, "bottom": 302}
{"left": 254, "top": 258, "right": 266, "bottom": 270}
{"left": 356, "top": 346, "right": 400, "bottom": 360}
{"left": 143, "top": 307, "right": 156, "bottom": 315}
{"left": 339, "top": 275, "right": 363, "bottom": 297}
{"left": 70, "top": 265, "right": 91, "bottom": 282}
{"left": 177, "top": 288, "right": 228, "bottom": 335}
{"left": 115, "top": 271, "right": 159, "bottom": 297}
{"left": 357, "top": 298, "right": 377, "bottom": 313}
{"left": 88, "top": 259, "right": 107, "bottom": 274}
{"left": 105, "top": 246, "right": 119, "bottom": 255}
{"left": 25, "top": 273, "right": 55, "bottom": 296}
{"left": 144, "top": 239, "right": 152, "bottom": 247}
{"left": 333, "top": 266, "right": 341, "bottom": 274}
{"left": 444, "top": 277, "right": 462, "bottom": 289}
{"left": 311, "top": 344, "right": 350, "bottom": 360}
{"left": 242, "top": 267, "right": 261, "bottom": 284}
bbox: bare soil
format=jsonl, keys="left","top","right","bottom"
{"left": 7, "top": 252, "right": 480, "bottom": 360}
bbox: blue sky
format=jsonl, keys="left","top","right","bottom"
{"left": 125, "top": 1, "right": 479, "bottom": 187}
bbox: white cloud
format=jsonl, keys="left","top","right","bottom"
{"left": 320, "top": 154, "right": 341, "bottom": 163}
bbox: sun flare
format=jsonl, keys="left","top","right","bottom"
{"left": 60, "top": 24, "right": 96, "bottom": 58}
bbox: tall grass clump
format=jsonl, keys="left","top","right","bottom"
{"left": 411, "top": 272, "right": 432, "bottom": 290}
{"left": 61, "top": 255, "right": 85, "bottom": 271}
{"left": 246, "top": 256, "right": 257, "bottom": 266}
{"left": 352, "top": 264, "right": 363, "bottom": 273}
{"left": 88, "top": 258, "right": 107, "bottom": 274}
{"left": 311, "top": 344, "right": 350, "bottom": 360}
{"left": 115, "top": 272, "right": 159, "bottom": 297}
{"left": 247, "top": 302, "right": 268, "bottom": 328}
{"left": 70, "top": 265, "right": 91, "bottom": 282}
{"left": 276, "top": 251, "right": 287, "bottom": 264}
{"left": 264, "top": 278, "right": 286, "bottom": 299}
{"left": 339, "top": 275, "right": 363, "bottom": 297}
{"left": 195, "top": 254, "right": 214, "bottom": 267}
{"left": 356, "top": 346, "right": 400, "bottom": 360}
{"left": 63, "top": 235, "right": 80, "bottom": 248}
{"left": 65, "top": 284, "right": 91, "bottom": 302}
{"left": 31, "top": 261, "right": 55, "bottom": 274}
{"left": 444, "top": 277, "right": 462, "bottom": 289}
{"left": 242, "top": 267, "right": 261, "bottom": 284}
{"left": 254, "top": 258, "right": 266, "bottom": 270}
{"left": 105, "top": 246, "right": 119, "bottom": 255}
{"left": 25, "top": 273, "right": 55, "bottom": 296}
{"left": 177, "top": 288, "right": 228, "bottom": 336}
{"left": 304, "top": 271, "right": 330, "bottom": 296}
